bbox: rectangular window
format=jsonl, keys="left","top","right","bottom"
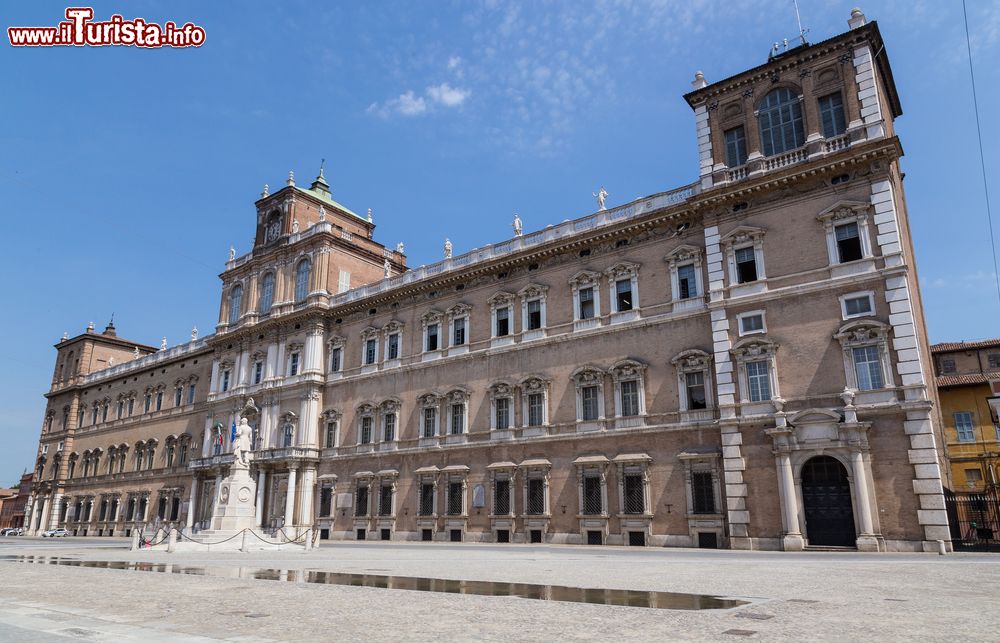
{"left": 187, "top": 384, "right": 196, "bottom": 404}
{"left": 378, "top": 484, "right": 393, "bottom": 516}
{"left": 383, "top": 413, "right": 396, "bottom": 442}
{"left": 582, "top": 475, "right": 603, "bottom": 515}
{"left": 422, "top": 407, "right": 437, "bottom": 438}
{"left": 691, "top": 471, "right": 716, "bottom": 514}
{"left": 843, "top": 294, "right": 873, "bottom": 318}
{"left": 495, "top": 397, "right": 510, "bottom": 430}
{"left": 818, "top": 92, "right": 846, "bottom": 138}
{"left": 494, "top": 479, "right": 511, "bottom": 515}
{"left": 527, "top": 393, "right": 545, "bottom": 427}
{"left": 387, "top": 333, "right": 399, "bottom": 359}
{"left": 734, "top": 247, "right": 758, "bottom": 283}
{"left": 338, "top": 270, "right": 351, "bottom": 294}
{"left": 615, "top": 279, "right": 633, "bottom": 312}
{"left": 619, "top": 380, "right": 640, "bottom": 417}
{"left": 330, "top": 348, "right": 342, "bottom": 373}
{"left": 578, "top": 287, "right": 595, "bottom": 319}
{"left": 426, "top": 324, "right": 439, "bottom": 351}
{"left": 955, "top": 411, "right": 976, "bottom": 443}
{"left": 989, "top": 353, "right": 1000, "bottom": 368}
{"left": 325, "top": 422, "right": 337, "bottom": 448}
{"left": 77, "top": 410, "right": 84, "bottom": 428}
{"left": 623, "top": 474, "right": 645, "bottom": 514}
{"left": 144, "top": 394, "right": 152, "bottom": 413}
{"left": 289, "top": 353, "right": 299, "bottom": 376}
{"left": 724, "top": 126, "right": 748, "bottom": 167}
{"left": 527, "top": 478, "right": 545, "bottom": 515}
{"left": 450, "top": 403, "right": 464, "bottom": 434}
{"left": 452, "top": 318, "right": 466, "bottom": 346}
{"left": 419, "top": 482, "right": 435, "bottom": 516}
{"left": 835, "top": 222, "right": 863, "bottom": 263}
{"left": 745, "top": 360, "right": 772, "bottom": 402}
{"left": 155, "top": 392, "right": 162, "bottom": 412}
{"left": 319, "top": 487, "right": 333, "bottom": 517}
{"left": 527, "top": 300, "right": 542, "bottom": 330}
{"left": 360, "top": 417, "right": 373, "bottom": 444}
{"left": 686, "top": 371, "right": 707, "bottom": 410}
{"left": 940, "top": 358, "right": 956, "bottom": 374}
{"left": 174, "top": 388, "right": 182, "bottom": 407}
{"left": 677, "top": 264, "right": 697, "bottom": 299}
{"left": 355, "top": 485, "right": 369, "bottom": 517}
{"left": 853, "top": 346, "right": 884, "bottom": 390}
{"left": 581, "top": 385, "right": 600, "bottom": 421}
{"left": 964, "top": 468, "right": 983, "bottom": 485}
{"left": 117, "top": 401, "right": 124, "bottom": 419}
{"left": 739, "top": 313, "right": 764, "bottom": 334}
{"left": 253, "top": 361, "right": 263, "bottom": 384}
{"left": 496, "top": 307, "right": 510, "bottom": 336}
{"left": 447, "top": 482, "right": 463, "bottom": 516}
{"left": 365, "top": 339, "right": 377, "bottom": 365}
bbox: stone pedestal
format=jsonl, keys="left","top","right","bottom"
{"left": 210, "top": 463, "right": 258, "bottom": 532}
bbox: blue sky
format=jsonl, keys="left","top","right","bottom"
{"left": 1, "top": 0, "right": 998, "bottom": 484}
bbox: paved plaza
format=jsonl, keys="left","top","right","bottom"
{"left": 0, "top": 537, "right": 998, "bottom": 641}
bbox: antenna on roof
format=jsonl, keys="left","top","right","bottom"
{"left": 792, "top": 0, "right": 809, "bottom": 46}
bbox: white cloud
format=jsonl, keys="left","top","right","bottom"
{"left": 447, "top": 56, "right": 462, "bottom": 70}
{"left": 367, "top": 90, "right": 428, "bottom": 118}
{"left": 427, "top": 83, "right": 470, "bottom": 107}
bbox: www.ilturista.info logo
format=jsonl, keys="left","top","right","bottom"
{"left": 8, "top": 7, "right": 205, "bottom": 48}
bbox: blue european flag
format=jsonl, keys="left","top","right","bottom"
{"left": 230, "top": 420, "right": 237, "bottom": 443}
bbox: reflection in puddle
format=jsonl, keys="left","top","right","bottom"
{"left": 2, "top": 556, "right": 748, "bottom": 610}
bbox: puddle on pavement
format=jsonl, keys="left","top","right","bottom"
{"left": 1, "top": 555, "right": 748, "bottom": 611}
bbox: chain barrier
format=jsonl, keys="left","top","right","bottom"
{"left": 135, "top": 524, "right": 313, "bottom": 548}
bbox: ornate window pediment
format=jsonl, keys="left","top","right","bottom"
{"left": 418, "top": 392, "right": 441, "bottom": 406}
{"left": 421, "top": 309, "right": 443, "bottom": 325}
{"left": 604, "top": 262, "right": 639, "bottom": 280}
{"left": 327, "top": 335, "right": 346, "bottom": 348}
{"left": 446, "top": 388, "right": 470, "bottom": 403}
{"left": 816, "top": 200, "right": 870, "bottom": 224}
{"left": 569, "top": 270, "right": 601, "bottom": 286}
{"left": 572, "top": 365, "right": 606, "bottom": 385}
{"left": 447, "top": 303, "right": 472, "bottom": 317}
{"left": 834, "top": 319, "right": 890, "bottom": 347}
{"left": 360, "top": 326, "right": 380, "bottom": 340}
{"left": 488, "top": 292, "right": 515, "bottom": 309}
{"left": 518, "top": 283, "right": 548, "bottom": 300}
{"left": 521, "top": 376, "right": 550, "bottom": 393}
{"left": 380, "top": 398, "right": 401, "bottom": 413}
{"left": 356, "top": 403, "right": 375, "bottom": 416}
{"left": 610, "top": 359, "right": 647, "bottom": 382}
{"left": 664, "top": 244, "right": 704, "bottom": 267}
{"left": 731, "top": 336, "right": 778, "bottom": 361}
{"left": 322, "top": 408, "right": 342, "bottom": 421}
{"left": 383, "top": 320, "right": 404, "bottom": 334}
{"left": 720, "top": 225, "right": 766, "bottom": 248}
{"left": 489, "top": 381, "right": 515, "bottom": 398}
{"left": 672, "top": 349, "right": 713, "bottom": 372}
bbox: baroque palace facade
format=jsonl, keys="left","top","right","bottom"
{"left": 27, "top": 10, "right": 952, "bottom": 551}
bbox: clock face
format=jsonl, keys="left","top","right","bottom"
{"left": 265, "top": 221, "right": 280, "bottom": 242}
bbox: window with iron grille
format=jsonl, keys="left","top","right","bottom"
{"left": 582, "top": 475, "right": 603, "bottom": 515}
{"left": 383, "top": 413, "right": 396, "bottom": 441}
{"left": 360, "top": 416, "right": 372, "bottom": 444}
{"left": 724, "top": 126, "right": 748, "bottom": 167}
{"left": 527, "top": 478, "right": 545, "bottom": 515}
{"left": 495, "top": 397, "right": 510, "bottom": 430}
{"left": 450, "top": 403, "right": 464, "bottom": 434}
{"left": 581, "top": 385, "right": 600, "bottom": 421}
{"left": 447, "top": 482, "right": 463, "bottom": 515}
{"left": 378, "top": 484, "right": 393, "bottom": 516}
{"left": 418, "top": 483, "right": 435, "bottom": 516}
{"left": 453, "top": 318, "right": 466, "bottom": 345}
{"left": 623, "top": 474, "right": 645, "bottom": 514}
{"left": 319, "top": 487, "right": 332, "bottom": 516}
{"left": 527, "top": 393, "right": 545, "bottom": 427}
{"left": 355, "top": 484, "right": 369, "bottom": 517}
{"left": 615, "top": 279, "right": 633, "bottom": 312}
{"left": 579, "top": 287, "right": 595, "bottom": 319}
{"left": 835, "top": 222, "right": 863, "bottom": 263}
{"left": 494, "top": 479, "right": 511, "bottom": 515}
{"left": 734, "top": 246, "right": 758, "bottom": 283}
{"left": 691, "top": 471, "right": 716, "bottom": 514}
{"left": 422, "top": 407, "right": 436, "bottom": 438}
{"left": 818, "top": 92, "right": 846, "bottom": 138}
{"left": 686, "top": 371, "right": 707, "bottom": 410}
{"left": 527, "top": 299, "right": 542, "bottom": 330}
{"left": 619, "top": 380, "right": 640, "bottom": 417}
{"left": 677, "top": 264, "right": 697, "bottom": 299}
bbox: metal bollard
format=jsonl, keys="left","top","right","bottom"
{"left": 167, "top": 528, "right": 176, "bottom": 553}
{"left": 937, "top": 539, "right": 947, "bottom": 556}
{"left": 130, "top": 530, "right": 140, "bottom": 551}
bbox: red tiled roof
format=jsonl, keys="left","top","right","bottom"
{"left": 931, "top": 338, "right": 1000, "bottom": 353}
{"left": 936, "top": 373, "right": 991, "bottom": 388}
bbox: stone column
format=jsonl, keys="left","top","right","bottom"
{"left": 777, "top": 452, "right": 804, "bottom": 551}
{"left": 851, "top": 450, "right": 879, "bottom": 551}
{"left": 48, "top": 494, "right": 63, "bottom": 530}
{"left": 186, "top": 477, "right": 199, "bottom": 530}
{"left": 265, "top": 341, "right": 278, "bottom": 380}
{"left": 25, "top": 495, "right": 37, "bottom": 534}
{"left": 237, "top": 343, "right": 250, "bottom": 386}
{"left": 299, "top": 467, "right": 316, "bottom": 526}
{"left": 38, "top": 495, "right": 51, "bottom": 534}
{"left": 210, "top": 473, "right": 223, "bottom": 519}
{"left": 284, "top": 467, "right": 298, "bottom": 527}
{"left": 202, "top": 416, "right": 214, "bottom": 457}
{"left": 209, "top": 359, "right": 220, "bottom": 394}
{"left": 256, "top": 469, "right": 268, "bottom": 527}
{"left": 304, "top": 323, "right": 325, "bottom": 374}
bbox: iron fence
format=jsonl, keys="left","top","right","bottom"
{"left": 945, "top": 489, "right": 1000, "bottom": 552}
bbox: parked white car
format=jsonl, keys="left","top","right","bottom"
{"left": 41, "top": 528, "right": 69, "bottom": 538}
{"left": 1, "top": 527, "right": 24, "bottom": 536}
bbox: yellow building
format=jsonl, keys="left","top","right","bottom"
{"left": 931, "top": 340, "right": 1000, "bottom": 491}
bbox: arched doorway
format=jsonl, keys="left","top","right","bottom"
{"left": 801, "top": 456, "right": 856, "bottom": 547}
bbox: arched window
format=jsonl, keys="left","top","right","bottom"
{"left": 294, "top": 258, "right": 312, "bottom": 302}
{"left": 228, "top": 284, "right": 243, "bottom": 324}
{"left": 258, "top": 272, "right": 275, "bottom": 314}
{"left": 757, "top": 88, "right": 805, "bottom": 156}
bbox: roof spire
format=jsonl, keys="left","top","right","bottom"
{"left": 103, "top": 314, "right": 117, "bottom": 337}
{"left": 310, "top": 159, "right": 331, "bottom": 196}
